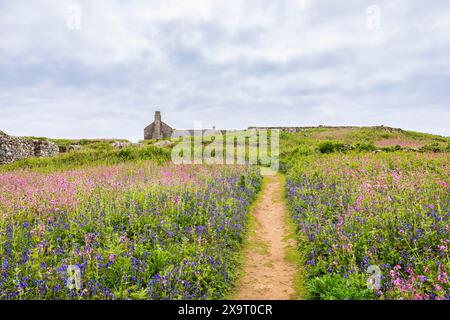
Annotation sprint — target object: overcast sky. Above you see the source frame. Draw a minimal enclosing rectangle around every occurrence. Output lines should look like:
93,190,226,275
0,0,449,141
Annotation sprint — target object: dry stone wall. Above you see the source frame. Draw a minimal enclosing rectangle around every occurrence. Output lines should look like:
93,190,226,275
0,131,59,164
247,125,405,133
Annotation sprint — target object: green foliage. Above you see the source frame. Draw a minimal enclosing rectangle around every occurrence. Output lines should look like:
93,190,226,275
139,139,158,145
317,141,345,154
380,145,402,152
306,274,374,300
419,143,448,153
353,143,376,152
316,141,375,154
139,138,176,146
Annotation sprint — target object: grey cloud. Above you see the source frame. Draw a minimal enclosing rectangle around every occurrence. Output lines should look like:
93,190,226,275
0,0,449,142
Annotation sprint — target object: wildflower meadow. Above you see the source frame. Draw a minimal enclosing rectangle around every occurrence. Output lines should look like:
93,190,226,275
0,162,262,299
286,152,449,300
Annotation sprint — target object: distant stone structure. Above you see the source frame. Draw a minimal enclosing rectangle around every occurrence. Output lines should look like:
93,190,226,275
0,130,59,164
246,126,356,133
247,125,406,133
143,112,409,140
144,111,174,140
111,141,133,149
172,129,228,138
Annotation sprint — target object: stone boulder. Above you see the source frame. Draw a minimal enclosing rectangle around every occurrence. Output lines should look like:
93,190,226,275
67,145,83,152
153,140,174,148
111,141,132,149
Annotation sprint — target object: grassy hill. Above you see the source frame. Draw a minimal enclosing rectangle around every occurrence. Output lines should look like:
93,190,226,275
2,126,448,173
280,126,449,172
281,127,450,300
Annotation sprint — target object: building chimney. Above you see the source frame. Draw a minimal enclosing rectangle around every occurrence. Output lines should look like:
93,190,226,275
154,111,162,139
155,111,161,122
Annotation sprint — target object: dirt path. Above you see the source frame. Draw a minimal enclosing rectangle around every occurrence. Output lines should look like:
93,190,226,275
234,171,302,300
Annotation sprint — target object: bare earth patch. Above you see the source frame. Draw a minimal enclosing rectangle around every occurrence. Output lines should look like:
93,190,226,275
234,172,299,300
311,128,354,140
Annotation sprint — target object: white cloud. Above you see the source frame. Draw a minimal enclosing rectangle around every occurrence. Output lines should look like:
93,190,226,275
0,0,449,141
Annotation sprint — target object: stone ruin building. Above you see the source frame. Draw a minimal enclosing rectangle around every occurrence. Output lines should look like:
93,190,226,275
144,111,226,139
143,112,408,141
144,111,174,140
0,130,59,164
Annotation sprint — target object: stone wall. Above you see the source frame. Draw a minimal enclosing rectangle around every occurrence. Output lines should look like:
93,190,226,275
247,125,404,133
0,131,59,164
33,140,60,158
247,126,358,133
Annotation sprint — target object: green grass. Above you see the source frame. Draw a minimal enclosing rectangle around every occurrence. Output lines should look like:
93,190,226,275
0,146,171,173
280,173,306,300
283,205,307,300
22,137,131,148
